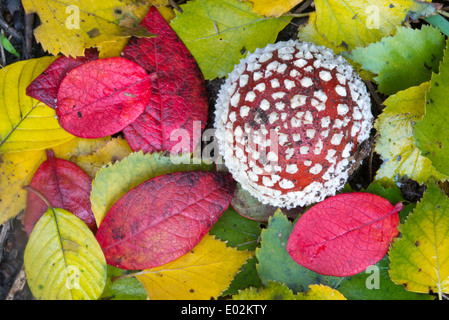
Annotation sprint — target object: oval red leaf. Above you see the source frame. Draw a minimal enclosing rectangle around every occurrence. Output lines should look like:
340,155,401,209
122,6,209,154
24,150,97,235
286,192,403,276
95,171,236,270
56,57,152,138
26,49,99,108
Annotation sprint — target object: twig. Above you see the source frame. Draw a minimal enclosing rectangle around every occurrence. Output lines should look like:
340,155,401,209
6,265,28,300
293,0,314,14
169,0,183,13
0,221,10,263
282,12,311,18
0,12,23,42
24,13,34,60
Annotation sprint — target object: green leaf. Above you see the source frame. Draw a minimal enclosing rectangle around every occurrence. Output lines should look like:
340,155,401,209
374,82,449,184
1,34,20,57
210,205,261,251
90,151,214,226
170,0,291,79
100,265,147,300
389,182,449,300
350,26,446,95
24,207,107,300
413,39,449,177
298,0,439,54
337,256,432,300
255,210,339,293
233,281,295,300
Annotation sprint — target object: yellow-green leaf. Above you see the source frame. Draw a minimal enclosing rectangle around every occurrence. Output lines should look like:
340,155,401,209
295,284,347,300
233,281,295,300
136,234,253,299
374,82,449,184
22,0,153,58
298,0,438,53
247,0,305,17
24,207,107,300
389,182,449,299
0,58,74,153
70,137,132,178
90,151,214,227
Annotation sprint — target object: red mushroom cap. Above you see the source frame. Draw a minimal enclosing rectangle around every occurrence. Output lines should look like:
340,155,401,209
214,40,373,208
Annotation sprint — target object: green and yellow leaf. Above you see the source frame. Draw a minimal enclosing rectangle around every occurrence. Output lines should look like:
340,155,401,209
170,0,291,79
374,82,449,184
298,0,438,54
22,0,153,58
414,39,449,177
389,182,449,299
24,207,107,300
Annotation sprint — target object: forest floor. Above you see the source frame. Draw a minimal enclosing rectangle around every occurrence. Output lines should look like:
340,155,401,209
0,0,427,300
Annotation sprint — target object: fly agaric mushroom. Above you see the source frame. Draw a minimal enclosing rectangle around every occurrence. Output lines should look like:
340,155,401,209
214,40,373,208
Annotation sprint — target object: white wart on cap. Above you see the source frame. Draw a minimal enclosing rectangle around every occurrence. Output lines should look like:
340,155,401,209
214,40,373,208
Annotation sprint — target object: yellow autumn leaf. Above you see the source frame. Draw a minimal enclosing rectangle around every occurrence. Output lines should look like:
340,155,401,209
0,136,113,226
70,137,132,178
21,0,153,58
247,0,305,17
0,57,74,153
298,0,437,53
136,234,253,300
295,284,347,300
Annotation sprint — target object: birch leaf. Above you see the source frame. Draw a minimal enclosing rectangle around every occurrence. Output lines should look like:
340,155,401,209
389,182,449,299
136,234,253,299
374,82,449,184
24,207,107,300
21,0,153,58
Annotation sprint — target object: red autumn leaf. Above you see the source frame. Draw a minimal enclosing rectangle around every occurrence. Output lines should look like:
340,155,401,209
26,49,99,108
95,171,236,270
121,6,209,154
24,149,97,235
56,57,153,138
286,192,403,277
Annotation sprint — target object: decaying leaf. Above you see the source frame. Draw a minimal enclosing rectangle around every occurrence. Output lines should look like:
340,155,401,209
95,171,236,270
136,234,253,299
21,0,153,57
